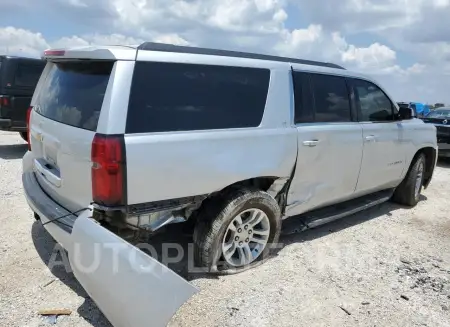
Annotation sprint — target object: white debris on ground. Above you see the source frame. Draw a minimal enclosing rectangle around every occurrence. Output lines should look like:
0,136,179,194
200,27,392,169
0,131,449,327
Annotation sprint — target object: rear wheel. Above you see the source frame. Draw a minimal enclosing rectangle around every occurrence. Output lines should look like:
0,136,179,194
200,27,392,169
19,132,28,142
193,187,281,274
392,153,425,206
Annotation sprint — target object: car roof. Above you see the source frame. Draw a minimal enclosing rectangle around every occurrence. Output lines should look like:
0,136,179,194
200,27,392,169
43,42,395,100
43,42,345,70
137,42,345,70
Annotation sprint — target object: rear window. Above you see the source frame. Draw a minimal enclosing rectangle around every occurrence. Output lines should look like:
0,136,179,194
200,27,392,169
126,62,270,133
35,61,114,131
15,63,44,87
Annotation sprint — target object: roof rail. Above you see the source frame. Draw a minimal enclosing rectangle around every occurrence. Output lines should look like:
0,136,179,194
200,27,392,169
137,42,345,70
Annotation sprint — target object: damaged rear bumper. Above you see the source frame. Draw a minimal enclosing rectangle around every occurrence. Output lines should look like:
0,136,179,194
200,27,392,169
22,159,198,327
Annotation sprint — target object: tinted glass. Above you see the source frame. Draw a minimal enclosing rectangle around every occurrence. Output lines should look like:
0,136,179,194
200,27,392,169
15,63,44,87
126,62,270,133
427,110,450,118
293,72,314,123
310,74,351,122
35,61,113,131
350,79,394,122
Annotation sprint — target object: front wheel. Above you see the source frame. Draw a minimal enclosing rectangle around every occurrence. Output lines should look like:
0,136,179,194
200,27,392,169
19,132,28,142
193,188,281,274
392,153,425,206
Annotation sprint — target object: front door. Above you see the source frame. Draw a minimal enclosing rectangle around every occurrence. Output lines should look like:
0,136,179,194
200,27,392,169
285,71,364,217
348,78,405,194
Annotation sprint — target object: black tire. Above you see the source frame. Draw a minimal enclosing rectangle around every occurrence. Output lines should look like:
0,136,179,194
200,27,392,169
193,187,281,274
19,132,28,142
392,153,426,207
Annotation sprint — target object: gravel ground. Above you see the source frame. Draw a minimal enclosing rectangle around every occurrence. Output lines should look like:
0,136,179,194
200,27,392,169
0,130,449,327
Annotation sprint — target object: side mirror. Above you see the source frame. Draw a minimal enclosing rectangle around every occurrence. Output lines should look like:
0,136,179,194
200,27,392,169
398,107,414,120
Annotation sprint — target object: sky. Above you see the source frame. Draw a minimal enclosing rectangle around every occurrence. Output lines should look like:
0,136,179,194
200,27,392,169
0,0,449,104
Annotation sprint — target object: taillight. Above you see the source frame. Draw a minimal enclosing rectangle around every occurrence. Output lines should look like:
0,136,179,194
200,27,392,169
91,134,126,206
0,96,10,107
26,107,32,151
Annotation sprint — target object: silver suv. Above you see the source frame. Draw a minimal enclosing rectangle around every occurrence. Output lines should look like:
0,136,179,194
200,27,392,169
22,43,438,327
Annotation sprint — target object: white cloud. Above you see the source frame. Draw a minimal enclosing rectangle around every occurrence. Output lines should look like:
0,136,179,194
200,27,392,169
152,33,190,46
0,27,190,57
103,0,287,34
341,42,396,70
0,0,449,104
0,27,49,57
275,26,400,73
279,25,323,49
51,33,146,49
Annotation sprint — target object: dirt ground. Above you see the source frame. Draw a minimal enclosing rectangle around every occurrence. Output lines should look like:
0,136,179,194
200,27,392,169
0,130,449,327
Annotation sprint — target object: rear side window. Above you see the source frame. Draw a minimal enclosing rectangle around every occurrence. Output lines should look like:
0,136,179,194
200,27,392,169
15,63,44,87
126,62,270,133
310,74,351,122
35,61,113,131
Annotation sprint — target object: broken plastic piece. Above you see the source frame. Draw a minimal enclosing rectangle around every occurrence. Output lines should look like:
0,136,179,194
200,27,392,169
43,315,57,325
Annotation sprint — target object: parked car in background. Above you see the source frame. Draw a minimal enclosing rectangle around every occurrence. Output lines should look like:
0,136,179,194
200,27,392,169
423,107,450,157
0,56,45,141
22,43,438,327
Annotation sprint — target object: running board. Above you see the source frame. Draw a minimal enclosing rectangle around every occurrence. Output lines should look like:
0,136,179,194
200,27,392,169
281,189,394,235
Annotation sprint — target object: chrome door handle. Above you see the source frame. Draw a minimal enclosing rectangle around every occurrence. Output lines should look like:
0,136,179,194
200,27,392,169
303,140,319,147
365,135,377,142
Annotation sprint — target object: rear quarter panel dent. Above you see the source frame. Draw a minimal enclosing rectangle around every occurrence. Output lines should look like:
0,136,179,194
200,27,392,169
125,128,298,204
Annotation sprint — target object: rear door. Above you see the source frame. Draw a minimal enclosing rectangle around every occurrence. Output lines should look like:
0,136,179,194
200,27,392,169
30,60,114,212
286,71,364,216
348,78,405,193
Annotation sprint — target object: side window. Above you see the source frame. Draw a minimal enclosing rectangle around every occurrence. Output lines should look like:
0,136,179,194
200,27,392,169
350,79,394,122
293,71,314,123
15,63,44,87
126,62,270,133
310,74,352,122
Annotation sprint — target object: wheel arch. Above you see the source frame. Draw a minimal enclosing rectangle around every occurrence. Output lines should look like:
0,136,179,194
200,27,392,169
189,176,290,223
218,176,282,193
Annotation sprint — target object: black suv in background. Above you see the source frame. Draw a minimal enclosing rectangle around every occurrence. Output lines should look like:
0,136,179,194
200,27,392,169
0,56,45,140
422,107,450,158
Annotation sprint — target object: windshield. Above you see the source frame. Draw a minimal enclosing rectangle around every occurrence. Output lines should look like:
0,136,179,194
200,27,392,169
426,109,450,118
